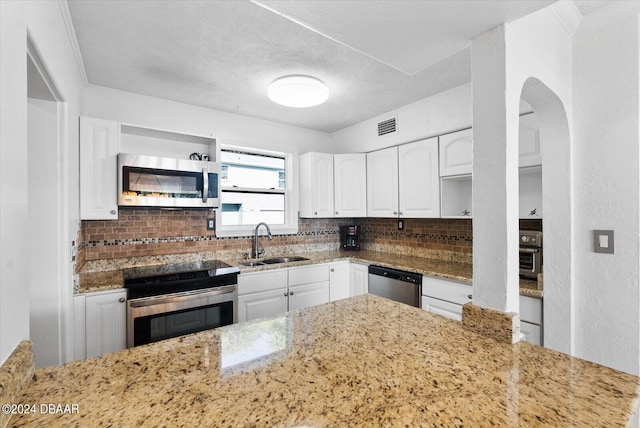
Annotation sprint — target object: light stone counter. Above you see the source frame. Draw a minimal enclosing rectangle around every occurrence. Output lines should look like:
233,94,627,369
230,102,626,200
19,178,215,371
9,295,639,427
77,250,542,298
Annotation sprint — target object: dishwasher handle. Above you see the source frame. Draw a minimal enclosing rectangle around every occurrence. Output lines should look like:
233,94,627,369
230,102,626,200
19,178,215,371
368,265,422,284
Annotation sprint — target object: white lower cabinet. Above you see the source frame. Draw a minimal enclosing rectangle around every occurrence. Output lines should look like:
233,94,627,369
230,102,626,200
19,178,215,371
421,276,473,321
520,295,543,346
238,288,288,322
329,261,350,301
422,296,464,321
289,282,330,311
237,265,330,322
520,321,542,346
350,262,369,296
83,289,127,358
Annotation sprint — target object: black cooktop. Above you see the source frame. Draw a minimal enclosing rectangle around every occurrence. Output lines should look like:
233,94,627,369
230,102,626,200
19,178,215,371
123,260,239,292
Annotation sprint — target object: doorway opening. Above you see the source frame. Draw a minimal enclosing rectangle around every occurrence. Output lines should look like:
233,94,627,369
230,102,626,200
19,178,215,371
27,38,69,367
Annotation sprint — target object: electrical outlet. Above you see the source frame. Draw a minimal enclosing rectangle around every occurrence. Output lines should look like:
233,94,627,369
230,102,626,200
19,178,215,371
207,218,215,231
593,230,614,254
398,219,404,230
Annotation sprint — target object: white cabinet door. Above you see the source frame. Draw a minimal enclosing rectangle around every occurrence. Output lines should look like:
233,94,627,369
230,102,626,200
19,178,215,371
519,113,542,167
289,282,330,312
238,269,288,295
73,294,86,361
421,296,463,321
80,116,119,220
422,276,473,305
238,288,288,322
329,261,350,301
367,146,398,217
85,289,127,358
520,321,542,346
299,152,334,218
334,153,367,217
398,138,440,218
350,263,369,296
439,128,473,176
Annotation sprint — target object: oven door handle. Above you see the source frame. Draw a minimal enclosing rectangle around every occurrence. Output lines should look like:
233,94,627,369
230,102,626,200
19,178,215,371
519,247,540,254
128,285,236,308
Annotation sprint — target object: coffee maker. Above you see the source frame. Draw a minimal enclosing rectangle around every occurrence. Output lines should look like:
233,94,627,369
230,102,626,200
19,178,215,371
340,225,361,251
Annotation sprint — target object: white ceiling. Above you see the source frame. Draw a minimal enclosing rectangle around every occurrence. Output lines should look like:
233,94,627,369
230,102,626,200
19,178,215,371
68,0,560,133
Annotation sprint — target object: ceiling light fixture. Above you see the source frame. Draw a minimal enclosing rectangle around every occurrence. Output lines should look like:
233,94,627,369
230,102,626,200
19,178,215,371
268,75,329,108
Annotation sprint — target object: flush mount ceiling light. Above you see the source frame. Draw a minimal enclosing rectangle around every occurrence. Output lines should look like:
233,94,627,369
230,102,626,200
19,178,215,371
267,75,329,108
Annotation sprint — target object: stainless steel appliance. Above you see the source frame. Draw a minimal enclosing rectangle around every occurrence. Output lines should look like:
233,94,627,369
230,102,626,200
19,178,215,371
118,153,220,209
368,265,422,307
340,225,361,251
519,230,543,279
124,260,239,347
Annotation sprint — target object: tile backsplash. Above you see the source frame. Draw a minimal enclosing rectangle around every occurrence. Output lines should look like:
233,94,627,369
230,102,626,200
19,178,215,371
79,210,480,264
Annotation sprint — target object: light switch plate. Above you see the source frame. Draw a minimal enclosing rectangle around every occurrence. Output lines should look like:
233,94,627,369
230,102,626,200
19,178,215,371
593,230,614,254
207,218,216,231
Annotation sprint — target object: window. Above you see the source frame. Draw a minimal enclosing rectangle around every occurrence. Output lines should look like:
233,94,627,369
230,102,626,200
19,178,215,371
215,147,297,237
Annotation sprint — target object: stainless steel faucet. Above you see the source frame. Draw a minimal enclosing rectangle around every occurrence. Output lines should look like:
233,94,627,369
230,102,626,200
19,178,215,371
253,222,273,258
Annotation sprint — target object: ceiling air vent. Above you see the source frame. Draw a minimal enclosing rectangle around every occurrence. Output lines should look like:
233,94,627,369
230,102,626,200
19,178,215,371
377,117,397,137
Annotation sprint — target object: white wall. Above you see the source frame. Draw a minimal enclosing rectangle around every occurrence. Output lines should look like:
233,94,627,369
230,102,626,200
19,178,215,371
83,85,333,156
0,0,84,366
331,83,472,153
0,0,30,365
471,6,574,352
573,15,640,375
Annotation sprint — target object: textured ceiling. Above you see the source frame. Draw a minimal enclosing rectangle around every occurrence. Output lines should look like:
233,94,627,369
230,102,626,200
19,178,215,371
68,0,557,133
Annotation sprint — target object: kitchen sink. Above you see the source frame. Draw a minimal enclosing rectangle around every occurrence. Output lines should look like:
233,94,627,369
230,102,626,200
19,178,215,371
262,256,309,264
240,261,266,267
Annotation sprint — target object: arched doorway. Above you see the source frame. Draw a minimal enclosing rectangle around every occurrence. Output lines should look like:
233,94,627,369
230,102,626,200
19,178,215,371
519,77,573,355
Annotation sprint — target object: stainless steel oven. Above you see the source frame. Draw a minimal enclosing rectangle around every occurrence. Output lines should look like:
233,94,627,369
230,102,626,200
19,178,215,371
124,261,239,348
519,230,542,279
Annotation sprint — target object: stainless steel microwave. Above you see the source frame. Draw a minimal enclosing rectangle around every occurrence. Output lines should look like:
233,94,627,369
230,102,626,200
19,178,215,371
118,153,220,209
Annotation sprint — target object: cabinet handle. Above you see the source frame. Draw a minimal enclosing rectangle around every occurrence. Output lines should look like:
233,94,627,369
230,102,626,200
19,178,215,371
284,292,289,297
314,211,318,215
289,291,294,295
330,268,334,272
467,294,473,300
335,211,339,215
393,211,398,215
119,297,126,303
110,210,117,215
399,212,403,216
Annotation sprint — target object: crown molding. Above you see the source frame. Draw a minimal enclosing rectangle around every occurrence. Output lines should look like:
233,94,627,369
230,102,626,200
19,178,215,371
576,0,640,37
549,1,583,38
57,0,88,86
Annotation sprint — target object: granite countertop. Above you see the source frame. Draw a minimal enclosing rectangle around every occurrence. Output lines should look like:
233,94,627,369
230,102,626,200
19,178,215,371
9,295,639,427
77,250,543,298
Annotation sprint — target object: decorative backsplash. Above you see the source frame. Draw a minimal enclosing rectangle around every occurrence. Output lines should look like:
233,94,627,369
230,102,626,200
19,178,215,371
78,210,483,264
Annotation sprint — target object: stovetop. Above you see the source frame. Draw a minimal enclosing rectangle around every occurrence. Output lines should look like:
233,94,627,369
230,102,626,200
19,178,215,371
123,260,240,287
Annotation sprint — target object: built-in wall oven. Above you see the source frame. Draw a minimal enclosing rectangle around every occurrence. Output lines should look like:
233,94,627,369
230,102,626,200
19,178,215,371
519,230,543,279
124,260,239,348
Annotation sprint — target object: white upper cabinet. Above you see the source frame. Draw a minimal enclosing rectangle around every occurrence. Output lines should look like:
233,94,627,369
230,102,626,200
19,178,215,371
439,128,473,177
398,138,440,218
334,153,367,217
80,116,119,220
366,146,399,217
299,152,335,218
519,113,542,167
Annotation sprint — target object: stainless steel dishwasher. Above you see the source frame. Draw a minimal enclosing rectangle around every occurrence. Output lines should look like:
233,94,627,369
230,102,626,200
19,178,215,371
368,265,422,308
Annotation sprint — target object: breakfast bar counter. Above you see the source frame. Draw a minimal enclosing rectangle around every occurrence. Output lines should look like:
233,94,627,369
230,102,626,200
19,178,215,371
9,295,639,427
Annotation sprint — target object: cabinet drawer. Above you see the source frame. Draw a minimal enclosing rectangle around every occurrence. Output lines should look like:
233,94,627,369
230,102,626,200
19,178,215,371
520,295,542,325
521,321,542,346
422,276,473,305
422,296,463,321
238,269,288,295
288,264,329,286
